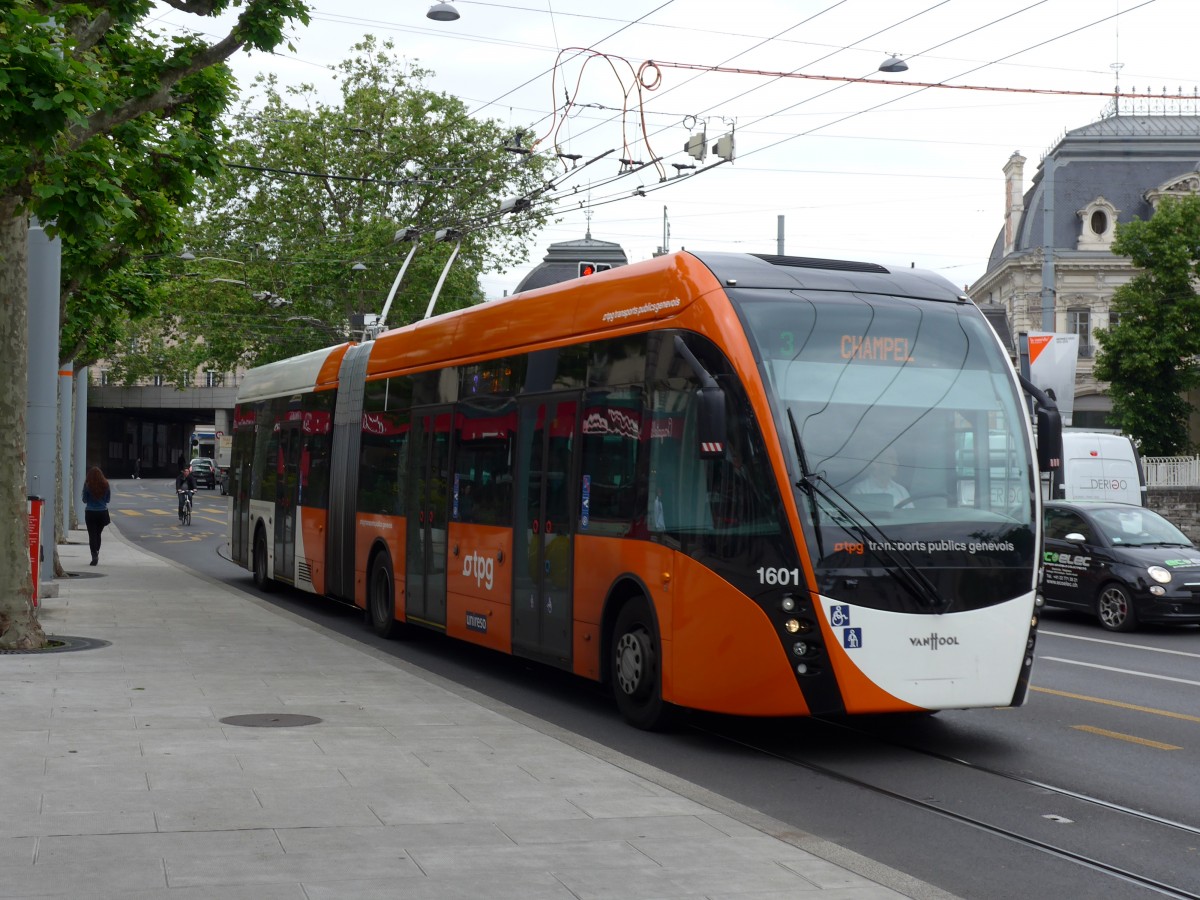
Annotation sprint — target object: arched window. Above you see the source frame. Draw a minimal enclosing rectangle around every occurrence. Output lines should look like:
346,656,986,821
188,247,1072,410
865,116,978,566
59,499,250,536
1077,198,1118,250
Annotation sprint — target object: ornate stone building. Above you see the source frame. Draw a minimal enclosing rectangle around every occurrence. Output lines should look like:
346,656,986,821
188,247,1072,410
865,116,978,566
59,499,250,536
969,107,1200,429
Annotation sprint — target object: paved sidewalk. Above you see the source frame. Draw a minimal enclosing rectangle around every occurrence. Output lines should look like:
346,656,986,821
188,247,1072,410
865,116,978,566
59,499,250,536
1,526,958,900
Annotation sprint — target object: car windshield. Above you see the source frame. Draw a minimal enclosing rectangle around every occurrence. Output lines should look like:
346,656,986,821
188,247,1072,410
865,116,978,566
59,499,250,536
1090,507,1192,547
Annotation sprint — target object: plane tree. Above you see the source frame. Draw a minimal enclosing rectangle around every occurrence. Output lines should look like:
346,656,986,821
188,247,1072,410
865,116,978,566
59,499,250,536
1095,194,1200,456
150,37,553,371
0,0,311,649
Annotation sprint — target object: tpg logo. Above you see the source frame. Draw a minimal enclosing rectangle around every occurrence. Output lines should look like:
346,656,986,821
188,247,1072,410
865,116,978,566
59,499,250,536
834,542,864,555
462,549,494,590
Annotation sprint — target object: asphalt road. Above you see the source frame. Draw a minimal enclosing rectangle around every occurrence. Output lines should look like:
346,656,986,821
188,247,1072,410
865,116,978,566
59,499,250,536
97,478,1200,900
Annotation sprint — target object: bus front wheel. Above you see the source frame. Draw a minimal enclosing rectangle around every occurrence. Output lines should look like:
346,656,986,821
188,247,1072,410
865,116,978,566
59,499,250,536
252,530,275,593
367,551,403,639
612,598,670,730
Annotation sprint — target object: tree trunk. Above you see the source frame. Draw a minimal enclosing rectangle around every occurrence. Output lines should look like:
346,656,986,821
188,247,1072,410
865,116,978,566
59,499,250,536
0,198,47,650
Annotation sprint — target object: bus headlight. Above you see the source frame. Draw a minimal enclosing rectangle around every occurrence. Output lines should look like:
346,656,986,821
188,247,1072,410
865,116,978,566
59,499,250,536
1148,566,1172,584
784,618,801,633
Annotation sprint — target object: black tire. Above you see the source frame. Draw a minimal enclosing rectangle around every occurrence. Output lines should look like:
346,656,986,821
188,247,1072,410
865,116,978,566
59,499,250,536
252,529,275,593
1097,582,1137,632
611,598,670,730
367,551,403,639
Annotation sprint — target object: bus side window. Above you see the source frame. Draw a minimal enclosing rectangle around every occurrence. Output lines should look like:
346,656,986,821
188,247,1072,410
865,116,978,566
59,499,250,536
255,404,281,503
581,389,641,536
454,399,515,526
648,387,712,535
357,376,409,516
649,333,783,542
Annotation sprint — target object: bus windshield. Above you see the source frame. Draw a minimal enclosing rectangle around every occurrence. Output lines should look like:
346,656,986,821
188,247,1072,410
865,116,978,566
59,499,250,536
736,290,1036,612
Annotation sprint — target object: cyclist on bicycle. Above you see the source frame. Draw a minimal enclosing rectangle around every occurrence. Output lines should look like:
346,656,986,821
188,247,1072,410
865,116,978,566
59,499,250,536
176,463,197,522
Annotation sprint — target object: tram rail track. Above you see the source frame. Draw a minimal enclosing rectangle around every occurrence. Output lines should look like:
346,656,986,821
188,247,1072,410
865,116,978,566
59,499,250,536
691,715,1200,900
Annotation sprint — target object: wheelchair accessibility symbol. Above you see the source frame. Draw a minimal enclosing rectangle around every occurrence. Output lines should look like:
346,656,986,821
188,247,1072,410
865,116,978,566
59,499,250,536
829,605,851,628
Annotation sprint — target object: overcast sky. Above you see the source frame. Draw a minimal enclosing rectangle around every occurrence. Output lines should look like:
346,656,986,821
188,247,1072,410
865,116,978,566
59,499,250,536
152,0,1200,298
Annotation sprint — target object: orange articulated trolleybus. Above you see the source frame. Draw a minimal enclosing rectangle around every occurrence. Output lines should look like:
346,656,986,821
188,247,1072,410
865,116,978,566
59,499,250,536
229,251,1051,729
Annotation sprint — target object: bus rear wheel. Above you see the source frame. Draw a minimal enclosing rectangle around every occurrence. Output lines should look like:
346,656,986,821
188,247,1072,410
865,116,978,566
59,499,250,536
252,530,274,593
367,551,403,639
612,598,670,730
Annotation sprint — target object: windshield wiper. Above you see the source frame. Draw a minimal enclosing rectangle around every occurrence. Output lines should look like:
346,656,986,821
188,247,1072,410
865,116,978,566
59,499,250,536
788,408,825,559
786,409,951,613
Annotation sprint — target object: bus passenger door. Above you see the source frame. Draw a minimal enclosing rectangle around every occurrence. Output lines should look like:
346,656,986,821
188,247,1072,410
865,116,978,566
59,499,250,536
512,395,578,664
406,407,451,627
275,423,302,580
230,427,253,567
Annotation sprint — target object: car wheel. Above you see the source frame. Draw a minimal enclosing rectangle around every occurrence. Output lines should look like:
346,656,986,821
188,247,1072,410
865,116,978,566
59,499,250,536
1096,582,1137,632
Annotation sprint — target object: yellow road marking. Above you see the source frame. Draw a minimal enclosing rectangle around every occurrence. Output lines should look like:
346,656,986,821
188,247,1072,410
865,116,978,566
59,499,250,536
1071,725,1180,750
1032,685,1200,725
119,508,217,518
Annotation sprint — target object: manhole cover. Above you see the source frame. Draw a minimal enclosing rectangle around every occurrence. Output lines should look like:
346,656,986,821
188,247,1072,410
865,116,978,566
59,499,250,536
0,635,111,655
220,714,323,727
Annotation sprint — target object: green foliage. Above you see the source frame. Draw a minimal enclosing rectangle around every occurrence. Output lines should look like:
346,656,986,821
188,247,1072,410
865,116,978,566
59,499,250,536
1,0,312,368
1094,194,1200,455
0,0,313,641
148,37,555,370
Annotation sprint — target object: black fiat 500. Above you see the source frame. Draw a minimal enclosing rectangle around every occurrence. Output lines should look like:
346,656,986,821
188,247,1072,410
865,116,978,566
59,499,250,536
1042,501,1200,632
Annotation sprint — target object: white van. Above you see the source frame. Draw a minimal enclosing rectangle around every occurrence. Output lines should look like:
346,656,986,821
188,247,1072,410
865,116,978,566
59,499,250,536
1046,431,1146,506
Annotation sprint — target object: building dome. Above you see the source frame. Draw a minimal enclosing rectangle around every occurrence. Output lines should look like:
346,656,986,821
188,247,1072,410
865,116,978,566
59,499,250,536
514,231,628,293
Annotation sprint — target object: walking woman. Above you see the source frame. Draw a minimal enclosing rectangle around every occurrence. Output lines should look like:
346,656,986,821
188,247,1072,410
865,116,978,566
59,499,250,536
82,466,111,566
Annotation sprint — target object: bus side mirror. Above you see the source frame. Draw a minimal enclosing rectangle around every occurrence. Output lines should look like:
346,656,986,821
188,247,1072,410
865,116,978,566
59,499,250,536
1017,372,1063,472
696,385,726,460
1036,405,1063,471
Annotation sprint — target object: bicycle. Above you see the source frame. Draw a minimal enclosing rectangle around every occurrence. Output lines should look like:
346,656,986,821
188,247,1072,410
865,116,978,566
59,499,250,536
178,489,194,526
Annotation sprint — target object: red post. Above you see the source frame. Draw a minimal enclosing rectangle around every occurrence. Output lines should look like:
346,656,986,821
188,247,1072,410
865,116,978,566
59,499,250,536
27,496,43,608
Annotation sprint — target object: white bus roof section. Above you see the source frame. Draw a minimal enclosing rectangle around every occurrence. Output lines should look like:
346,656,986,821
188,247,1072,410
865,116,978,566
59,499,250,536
235,344,350,404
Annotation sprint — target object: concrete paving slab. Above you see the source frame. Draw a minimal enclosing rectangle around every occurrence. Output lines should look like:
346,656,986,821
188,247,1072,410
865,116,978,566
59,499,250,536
0,857,166,898
0,528,953,900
